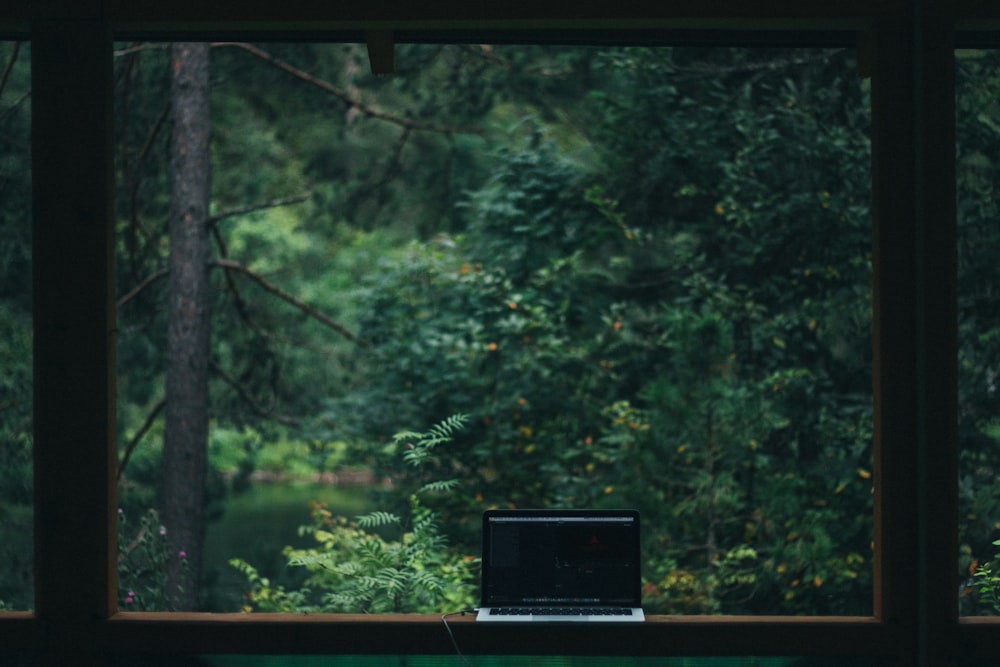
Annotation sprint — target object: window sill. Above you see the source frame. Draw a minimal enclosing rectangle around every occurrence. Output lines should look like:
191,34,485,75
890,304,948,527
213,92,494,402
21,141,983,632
99,612,887,656
0,612,38,651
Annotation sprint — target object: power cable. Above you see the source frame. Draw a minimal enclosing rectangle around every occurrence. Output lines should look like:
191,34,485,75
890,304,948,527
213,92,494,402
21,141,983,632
441,608,479,667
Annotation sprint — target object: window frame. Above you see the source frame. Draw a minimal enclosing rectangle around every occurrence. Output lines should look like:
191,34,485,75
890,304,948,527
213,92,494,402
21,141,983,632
1,0,989,662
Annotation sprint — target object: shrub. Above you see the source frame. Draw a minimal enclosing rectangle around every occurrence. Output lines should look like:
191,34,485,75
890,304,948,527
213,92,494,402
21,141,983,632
232,415,477,613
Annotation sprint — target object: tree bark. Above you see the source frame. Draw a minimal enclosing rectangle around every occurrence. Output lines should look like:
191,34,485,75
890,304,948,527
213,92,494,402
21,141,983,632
163,42,211,611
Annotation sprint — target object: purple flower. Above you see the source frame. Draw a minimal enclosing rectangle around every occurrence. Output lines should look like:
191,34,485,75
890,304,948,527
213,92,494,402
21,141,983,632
178,550,187,559
124,596,134,605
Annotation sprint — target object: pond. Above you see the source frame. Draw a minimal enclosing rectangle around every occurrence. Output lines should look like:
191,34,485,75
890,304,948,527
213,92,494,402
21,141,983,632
202,482,373,612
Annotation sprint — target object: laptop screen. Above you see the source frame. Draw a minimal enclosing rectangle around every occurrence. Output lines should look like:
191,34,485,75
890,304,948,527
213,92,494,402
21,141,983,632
480,509,641,608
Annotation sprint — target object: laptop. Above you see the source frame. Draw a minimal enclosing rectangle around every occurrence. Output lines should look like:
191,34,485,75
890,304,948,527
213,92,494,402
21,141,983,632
476,508,645,622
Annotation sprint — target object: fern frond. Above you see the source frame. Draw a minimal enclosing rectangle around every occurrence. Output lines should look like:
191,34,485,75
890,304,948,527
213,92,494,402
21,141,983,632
288,552,336,571
411,569,444,592
355,536,401,570
418,479,460,494
390,429,422,444
430,413,469,439
402,446,430,466
395,414,469,467
356,511,401,529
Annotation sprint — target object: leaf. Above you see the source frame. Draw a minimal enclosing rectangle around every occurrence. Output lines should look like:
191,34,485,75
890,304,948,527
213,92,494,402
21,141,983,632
356,511,401,529
418,479,460,494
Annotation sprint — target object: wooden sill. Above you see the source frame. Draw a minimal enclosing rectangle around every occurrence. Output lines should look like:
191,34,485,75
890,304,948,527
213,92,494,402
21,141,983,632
958,617,1000,657
0,612,41,652
101,613,888,656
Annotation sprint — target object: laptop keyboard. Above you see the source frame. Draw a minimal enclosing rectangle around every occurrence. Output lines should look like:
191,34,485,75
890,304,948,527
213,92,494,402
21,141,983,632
489,607,634,617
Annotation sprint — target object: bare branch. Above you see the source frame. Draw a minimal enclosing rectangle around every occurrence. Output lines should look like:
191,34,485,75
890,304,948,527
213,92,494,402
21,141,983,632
117,398,165,482
0,44,30,126
213,42,482,136
210,361,300,426
212,258,369,347
117,268,168,308
343,126,412,215
0,94,29,129
118,191,311,309
208,193,311,227
210,224,267,339
119,47,171,281
0,42,20,102
129,101,171,212
114,43,170,58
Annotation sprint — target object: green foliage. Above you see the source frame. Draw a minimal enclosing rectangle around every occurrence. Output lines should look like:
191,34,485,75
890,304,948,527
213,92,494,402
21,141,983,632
232,416,477,613
0,41,33,611
974,540,1000,615
395,413,469,468
0,501,31,611
117,508,178,611
956,51,1000,613
0,304,32,508
333,47,875,613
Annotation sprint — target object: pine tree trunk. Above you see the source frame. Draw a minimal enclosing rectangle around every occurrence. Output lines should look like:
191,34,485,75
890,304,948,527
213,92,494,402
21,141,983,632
163,42,211,611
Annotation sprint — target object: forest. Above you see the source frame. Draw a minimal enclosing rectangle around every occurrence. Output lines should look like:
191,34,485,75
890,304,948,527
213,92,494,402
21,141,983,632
2,40,1000,617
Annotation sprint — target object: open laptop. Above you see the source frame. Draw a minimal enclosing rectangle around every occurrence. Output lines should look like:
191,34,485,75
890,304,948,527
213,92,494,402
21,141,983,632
476,508,645,622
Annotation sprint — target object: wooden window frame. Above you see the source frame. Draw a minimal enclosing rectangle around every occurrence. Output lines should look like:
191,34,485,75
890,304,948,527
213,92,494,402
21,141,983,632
1,0,996,663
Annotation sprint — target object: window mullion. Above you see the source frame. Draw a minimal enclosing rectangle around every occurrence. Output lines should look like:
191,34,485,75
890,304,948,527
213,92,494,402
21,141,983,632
869,8,958,664
32,17,117,667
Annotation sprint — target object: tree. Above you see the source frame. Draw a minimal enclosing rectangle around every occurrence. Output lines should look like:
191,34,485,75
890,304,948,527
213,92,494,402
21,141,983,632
162,42,212,610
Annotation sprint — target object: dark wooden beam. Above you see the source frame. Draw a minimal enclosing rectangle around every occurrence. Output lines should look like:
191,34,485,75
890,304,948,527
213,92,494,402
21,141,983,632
870,15,922,664
0,613,41,652
31,18,116,667
365,29,395,75
960,618,1000,656
918,2,959,665
869,2,958,663
103,0,898,26
103,613,890,657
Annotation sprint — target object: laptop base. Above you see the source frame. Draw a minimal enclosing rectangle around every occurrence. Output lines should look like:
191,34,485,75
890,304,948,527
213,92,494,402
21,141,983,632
476,607,645,622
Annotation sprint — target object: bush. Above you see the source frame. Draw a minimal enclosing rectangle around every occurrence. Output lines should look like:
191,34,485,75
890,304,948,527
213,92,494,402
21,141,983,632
232,415,478,613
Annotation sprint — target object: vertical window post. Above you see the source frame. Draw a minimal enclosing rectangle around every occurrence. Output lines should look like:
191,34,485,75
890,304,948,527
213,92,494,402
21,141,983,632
870,5,957,663
32,18,116,667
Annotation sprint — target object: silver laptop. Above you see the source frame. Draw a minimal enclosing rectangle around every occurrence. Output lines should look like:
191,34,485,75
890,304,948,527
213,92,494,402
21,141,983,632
476,508,645,622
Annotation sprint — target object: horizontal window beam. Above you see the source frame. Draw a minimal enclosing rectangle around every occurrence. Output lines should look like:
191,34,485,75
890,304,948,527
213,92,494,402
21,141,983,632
959,619,1000,657
101,614,890,657
0,1,995,41
14,0,1000,35
0,614,41,652
0,613,995,657
93,0,908,25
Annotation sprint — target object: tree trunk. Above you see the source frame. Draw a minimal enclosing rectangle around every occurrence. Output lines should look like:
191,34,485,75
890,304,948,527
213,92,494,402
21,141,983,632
163,42,212,611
